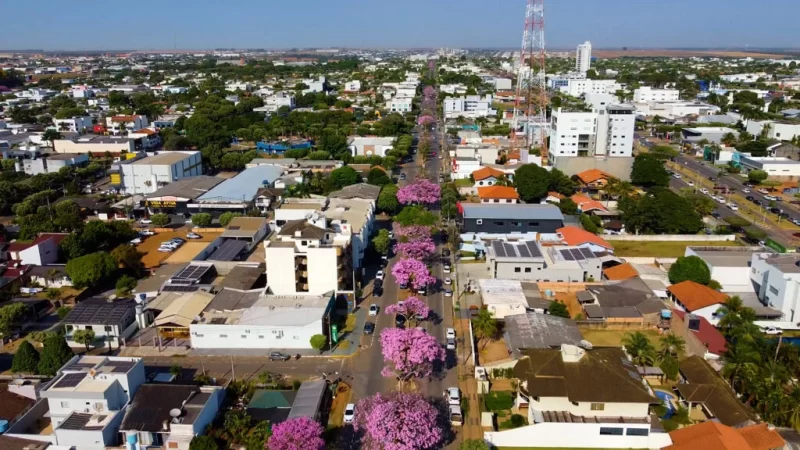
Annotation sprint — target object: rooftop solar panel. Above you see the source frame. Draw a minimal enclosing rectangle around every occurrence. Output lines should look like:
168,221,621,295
174,264,212,281
162,285,200,293
570,249,585,261
560,249,574,261
518,244,531,258
493,241,506,257
502,243,515,258
208,240,248,262
580,247,595,259
55,372,87,388
525,241,543,258
106,360,136,373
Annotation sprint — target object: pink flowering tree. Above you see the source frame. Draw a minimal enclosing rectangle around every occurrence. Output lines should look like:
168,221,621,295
385,296,430,327
391,258,436,289
417,115,436,126
266,416,324,450
394,237,435,260
396,179,441,205
394,225,432,242
379,327,445,385
354,392,444,450
423,86,436,98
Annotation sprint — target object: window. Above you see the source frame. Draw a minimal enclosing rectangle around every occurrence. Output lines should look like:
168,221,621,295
599,427,624,436
626,428,649,436
514,267,521,273
301,240,308,246
494,221,504,226
241,335,247,339
528,222,539,227
524,267,532,273
512,221,521,227
220,334,228,338
476,219,483,225
590,403,605,411
104,325,112,332
769,286,779,295
60,401,69,408
493,199,499,203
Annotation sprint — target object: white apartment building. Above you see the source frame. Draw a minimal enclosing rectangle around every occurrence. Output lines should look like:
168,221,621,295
344,80,361,92
720,73,766,83
22,153,89,176
113,151,203,195
105,115,149,135
53,116,93,133
260,92,296,113
16,88,56,101
441,83,468,95
750,253,800,322
265,216,354,296
549,105,635,161
552,78,620,97
302,76,327,94
576,41,592,74
6,356,146,449
348,136,395,157
633,86,680,103
444,95,496,120
495,77,513,91
386,96,413,113
225,81,252,92
746,120,800,142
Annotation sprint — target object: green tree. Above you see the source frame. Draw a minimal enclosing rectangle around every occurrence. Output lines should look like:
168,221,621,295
394,205,437,227
459,439,490,450
115,275,138,296
377,184,399,214
110,244,144,275
150,213,170,227
244,420,272,450
556,198,578,215
668,255,711,285
514,164,550,202
748,169,769,184
57,306,72,320
472,309,498,349
65,252,117,288
658,334,686,361
548,301,570,318
631,154,670,187
12,340,40,374
330,166,361,190
170,364,182,376
0,303,28,337
219,212,243,227
42,129,63,153
189,435,219,450
547,168,577,196
622,332,657,366
38,336,75,376
366,168,391,186
579,214,600,234
191,212,212,227
310,334,327,351
72,329,96,352
372,229,391,255
618,188,703,234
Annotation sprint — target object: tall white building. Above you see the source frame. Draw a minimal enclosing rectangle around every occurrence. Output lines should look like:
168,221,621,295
551,78,620,97
576,41,592,74
444,95,496,120
633,86,680,103
549,105,635,162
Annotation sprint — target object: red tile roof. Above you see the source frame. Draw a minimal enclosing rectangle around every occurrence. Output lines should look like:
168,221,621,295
471,167,505,181
32,233,69,246
477,186,519,200
571,194,608,213
556,226,613,251
603,263,638,281
546,192,566,200
668,280,728,312
666,421,784,450
576,169,617,184
673,309,727,355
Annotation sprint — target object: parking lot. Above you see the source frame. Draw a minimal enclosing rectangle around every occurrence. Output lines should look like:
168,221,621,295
136,229,221,269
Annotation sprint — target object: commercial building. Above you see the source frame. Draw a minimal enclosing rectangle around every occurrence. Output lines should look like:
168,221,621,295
485,240,603,283
254,92,296,114
549,105,635,162
551,78,620,97
220,216,270,251
141,175,224,216
63,298,139,350
750,252,800,322
458,203,565,235
21,153,89,175
737,154,800,177
495,77,513,91
348,136,395,157
444,95,496,120
190,165,284,213
53,135,136,155
112,151,202,195
680,127,738,145
485,345,669,449
576,41,592,74
635,100,720,120
633,87,680,103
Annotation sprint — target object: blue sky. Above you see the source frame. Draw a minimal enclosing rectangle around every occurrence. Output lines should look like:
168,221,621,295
4,0,799,51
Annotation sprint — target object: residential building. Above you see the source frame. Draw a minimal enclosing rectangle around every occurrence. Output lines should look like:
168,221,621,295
495,77,513,91
21,153,89,175
556,226,614,253
440,84,468,95
668,281,728,325
254,187,285,212
105,115,149,135
746,120,800,142
190,291,335,350
28,265,71,288
7,233,68,266
63,299,138,350
444,95,496,120
720,73,766,83
574,169,617,191
16,88,56,101
485,345,669,449
301,76,326,94
471,167,507,187
675,356,757,426
485,240,603,283
750,252,800,322
672,309,727,359
665,421,783,450
344,80,361,92
52,116,93,133
247,380,328,424
633,87,680,103
119,384,224,450
109,84,147,93
458,203,565,235
549,105,635,162
348,136,395,157
576,41,592,74
265,217,354,295
255,92,296,113
680,127,739,145
635,100,720,120
112,151,203,195
684,246,762,293
326,188,379,270
226,81,252,92
503,312,584,359
578,278,666,324
220,217,270,251
477,186,519,204
386,97,413,113
6,356,146,449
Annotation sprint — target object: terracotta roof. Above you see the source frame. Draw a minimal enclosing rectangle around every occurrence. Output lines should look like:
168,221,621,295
576,169,617,184
477,186,519,200
6,242,33,252
0,385,34,421
556,226,613,251
471,167,505,181
546,191,566,200
32,233,69,246
666,421,784,450
603,263,638,281
134,128,157,136
673,309,727,355
571,194,608,212
668,280,728,312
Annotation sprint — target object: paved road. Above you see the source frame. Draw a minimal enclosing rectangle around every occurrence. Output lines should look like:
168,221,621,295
143,355,347,382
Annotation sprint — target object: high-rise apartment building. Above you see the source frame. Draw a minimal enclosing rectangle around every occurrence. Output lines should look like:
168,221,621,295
576,41,592,74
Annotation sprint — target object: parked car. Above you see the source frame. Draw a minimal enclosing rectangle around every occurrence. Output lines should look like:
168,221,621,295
417,286,427,296
443,264,451,273
187,232,201,239
343,404,355,424
699,188,709,194
446,328,456,340
754,200,763,206
672,173,682,179
140,229,155,236
770,207,782,214
687,181,694,187
157,246,173,253
444,387,461,406
395,315,406,328
728,203,739,211
369,304,379,316
746,196,755,202
444,288,453,297
400,173,406,180
364,321,375,335
446,337,456,350
399,282,408,290
763,326,783,335
130,237,142,244
375,270,385,281
444,277,452,285
140,219,153,224
742,188,751,193
269,352,291,361
449,405,463,426
759,188,771,194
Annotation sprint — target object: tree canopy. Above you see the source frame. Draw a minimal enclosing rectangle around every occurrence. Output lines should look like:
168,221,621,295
514,164,551,202
668,255,711,285
65,252,118,288
38,336,75,376
619,188,703,234
631,154,670,187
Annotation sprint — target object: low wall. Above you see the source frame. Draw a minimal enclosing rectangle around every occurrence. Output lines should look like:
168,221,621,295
577,321,654,330
621,257,678,265
605,234,736,242
193,227,226,233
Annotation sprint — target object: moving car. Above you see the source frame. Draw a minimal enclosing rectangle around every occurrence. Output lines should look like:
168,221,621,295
388,231,394,240
742,188,751,193
344,404,355,424
699,188,709,194
375,270,385,281
187,232,201,239
369,304,379,316
728,203,738,211
672,173,681,179
364,321,375,335
445,387,461,406
763,326,783,335
687,181,694,187
269,352,291,361
446,328,456,340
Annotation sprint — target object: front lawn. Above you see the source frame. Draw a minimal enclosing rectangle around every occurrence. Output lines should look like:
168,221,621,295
579,329,661,348
611,240,741,257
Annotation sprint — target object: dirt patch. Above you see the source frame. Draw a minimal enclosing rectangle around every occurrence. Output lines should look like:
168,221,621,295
579,328,662,348
594,49,787,59
136,229,221,269
327,382,352,429
479,338,512,365
165,242,211,264
554,292,582,318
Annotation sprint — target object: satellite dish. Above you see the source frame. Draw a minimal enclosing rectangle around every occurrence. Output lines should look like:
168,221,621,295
169,408,182,418
579,340,593,350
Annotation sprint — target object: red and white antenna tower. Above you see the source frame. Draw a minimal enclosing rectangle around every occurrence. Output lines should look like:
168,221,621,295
512,0,548,163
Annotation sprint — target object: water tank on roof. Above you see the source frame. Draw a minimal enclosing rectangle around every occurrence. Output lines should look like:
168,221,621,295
545,290,553,298
661,309,672,319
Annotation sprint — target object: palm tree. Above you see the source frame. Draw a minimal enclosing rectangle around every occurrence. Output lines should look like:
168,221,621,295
46,268,60,288
472,309,497,349
658,334,685,361
784,387,800,431
722,343,761,390
622,332,657,366
721,132,738,147
284,183,311,199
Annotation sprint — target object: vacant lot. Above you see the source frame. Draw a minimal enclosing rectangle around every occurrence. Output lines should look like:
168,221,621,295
579,329,662,348
611,240,740,258
137,229,221,268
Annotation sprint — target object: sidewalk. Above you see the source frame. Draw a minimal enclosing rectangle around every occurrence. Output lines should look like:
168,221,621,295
455,316,484,441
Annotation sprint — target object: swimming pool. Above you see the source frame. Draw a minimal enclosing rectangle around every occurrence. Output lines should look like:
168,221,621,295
654,390,676,419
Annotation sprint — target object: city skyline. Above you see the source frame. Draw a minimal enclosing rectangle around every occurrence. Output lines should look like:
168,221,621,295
4,0,800,51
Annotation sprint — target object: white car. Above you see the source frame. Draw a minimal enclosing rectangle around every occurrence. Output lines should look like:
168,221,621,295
444,277,452,285
375,270,385,281
443,264,451,273
728,203,739,211
672,173,682,179
140,229,155,236
343,403,355,424
157,247,174,253
687,181,694,187
388,231,394,240
446,338,456,350
758,188,770,194
699,188,709,194
368,304,379,316
187,232,201,239
140,219,153,224
764,195,777,201
717,197,726,204
446,328,456,340
129,237,142,244
444,288,453,297
763,326,783,335
742,188,751,193
445,387,461,406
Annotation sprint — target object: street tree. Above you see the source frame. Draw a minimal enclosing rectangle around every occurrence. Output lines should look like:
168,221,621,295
385,297,431,327
377,184,400,214
393,206,437,227
150,213,170,227
372,229,391,255
631,154,670,187
191,213,212,227
355,392,444,450
219,212,242,227
397,179,441,205
394,237,436,261
668,255,711,285
267,416,324,450
379,327,445,386
748,169,769,184
309,334,327,351
391,258,436,289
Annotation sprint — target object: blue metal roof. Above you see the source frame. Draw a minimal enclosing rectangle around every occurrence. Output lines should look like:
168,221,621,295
196,165,283,203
